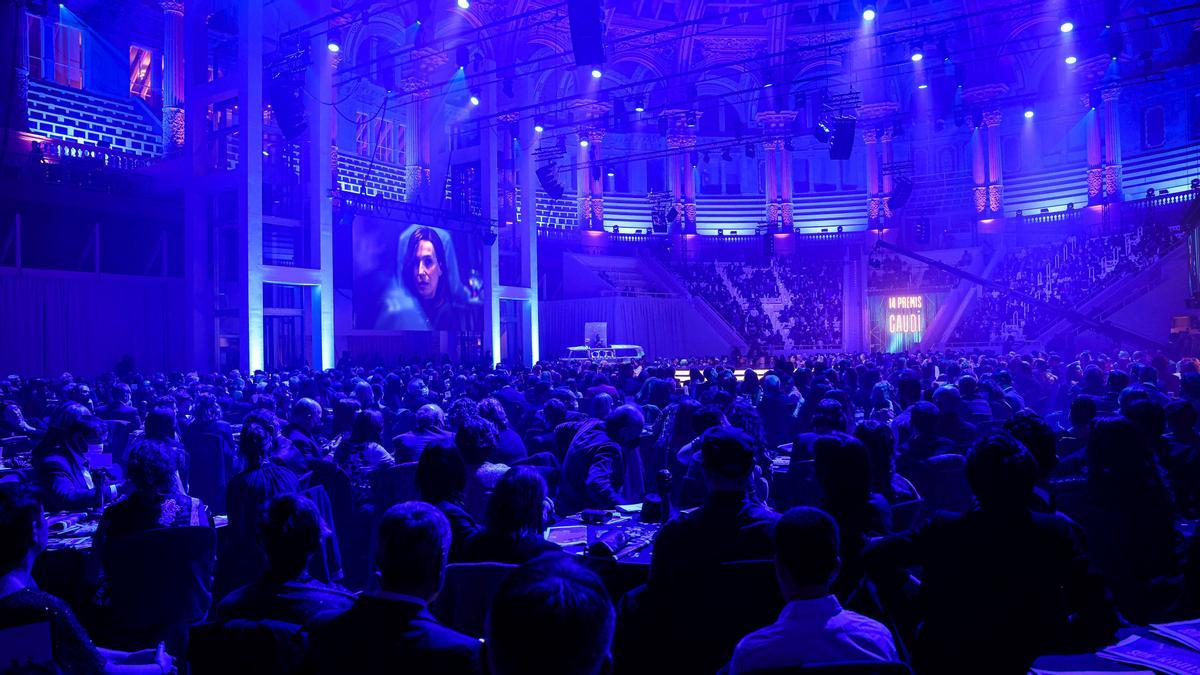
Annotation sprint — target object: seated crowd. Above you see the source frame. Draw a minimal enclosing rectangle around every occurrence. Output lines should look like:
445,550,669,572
2,347,1200,673
951,223,1185,344
674,258,843,355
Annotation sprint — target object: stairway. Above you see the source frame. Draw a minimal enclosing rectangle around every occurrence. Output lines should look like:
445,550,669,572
27,80,163,157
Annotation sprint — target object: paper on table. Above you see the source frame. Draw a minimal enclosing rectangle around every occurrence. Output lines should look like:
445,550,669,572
615,503,643,513
546,525,588,548
1152,619,1200,653
1031,670,1153,675
1098,635,1200,675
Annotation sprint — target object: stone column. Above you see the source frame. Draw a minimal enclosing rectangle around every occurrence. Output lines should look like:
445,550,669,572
585,128,605,230
763,139,779,227
1084,97,1103,205
666,137,683,234
982,110,1003,214
1101,87,1122,202
862,128,881,221
755,111,796,229
971,123,986,215
12,0,30,131
402,78,432,200
779,141,794,228
881,126,895,218
161,0,186,154
681,137,697,234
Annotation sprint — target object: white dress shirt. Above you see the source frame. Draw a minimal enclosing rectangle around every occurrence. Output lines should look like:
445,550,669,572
729,595,899,674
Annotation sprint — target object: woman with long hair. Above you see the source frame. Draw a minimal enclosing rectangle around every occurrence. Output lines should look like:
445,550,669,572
462,466,560,564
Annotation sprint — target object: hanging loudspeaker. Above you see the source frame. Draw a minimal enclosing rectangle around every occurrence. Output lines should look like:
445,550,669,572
567,0,606,67
536,164,565,200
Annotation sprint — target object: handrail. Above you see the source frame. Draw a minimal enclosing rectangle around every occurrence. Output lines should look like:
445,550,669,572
37,138,157,170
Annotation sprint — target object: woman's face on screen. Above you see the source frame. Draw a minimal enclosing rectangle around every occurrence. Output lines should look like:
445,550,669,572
413,238,443,300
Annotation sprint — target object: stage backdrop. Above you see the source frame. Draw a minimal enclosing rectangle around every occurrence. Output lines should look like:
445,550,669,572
539,297,740,359
867,293,943,352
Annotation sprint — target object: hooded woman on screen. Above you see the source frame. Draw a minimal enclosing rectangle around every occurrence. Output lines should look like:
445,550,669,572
374,225,479,331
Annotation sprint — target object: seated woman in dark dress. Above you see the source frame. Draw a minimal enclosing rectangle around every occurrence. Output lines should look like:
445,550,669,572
216,493,354,625
0,484,176,674
462,466,561,564
416,441,480,562
95,439,211,556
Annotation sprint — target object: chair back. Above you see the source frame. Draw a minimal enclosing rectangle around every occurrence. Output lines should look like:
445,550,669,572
369,461,420,511
102,526,216,651
432,562,517,637
189,620,307,675
661,559,783,673
1047,477,1089,525
187,433,229,513
300,485,343,583
889,499,923,532
743,662,913,675
908,454,973,514
0,622,53,673
105,420,134,466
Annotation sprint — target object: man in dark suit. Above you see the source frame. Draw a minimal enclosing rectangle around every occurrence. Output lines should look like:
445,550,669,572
651,427,780,588
392,404,452,463
282,398,323,460
99,383,141,429
487,555,615,675
305,501,481,674
865,434,1117,674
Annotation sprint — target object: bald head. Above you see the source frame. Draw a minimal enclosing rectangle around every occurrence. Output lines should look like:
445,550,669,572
605,405,645,445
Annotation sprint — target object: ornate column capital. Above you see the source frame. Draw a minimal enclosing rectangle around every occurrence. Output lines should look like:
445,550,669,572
160,0,184,14
880,126,894,143
667,134,696,150
400,76,431,98
762,139,784,150
582,128,606,143
412,46,448,75
961,83,1009,106
861,128,878,144
1101,87,1121,103
981,110,1002,127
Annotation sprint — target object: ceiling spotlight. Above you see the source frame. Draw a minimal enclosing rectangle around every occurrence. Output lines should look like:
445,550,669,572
1065,55,1077,64
910,45,924,62
763,82,773,88
1023,107,1034,119
606,169,615,177
862,4,876,21
533,124,544,133
1060,21,1074,33
327,41,340,53
579,139,589,147
456,0,469,8
917,83,928,90
745,143,755,158
686,112,697,128
590,68,603,79
469,95,480,106
633,101,645,113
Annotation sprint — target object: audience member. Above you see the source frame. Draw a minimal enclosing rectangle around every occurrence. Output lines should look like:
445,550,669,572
217,494,354,624
486,554,615,675
305,502,482,674
730,507,899,673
